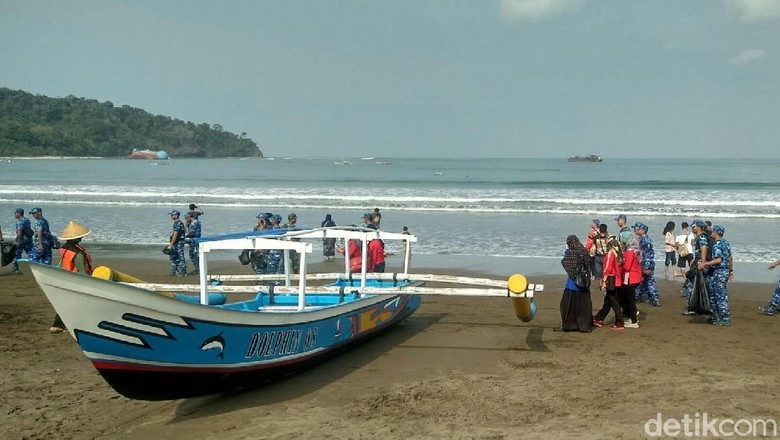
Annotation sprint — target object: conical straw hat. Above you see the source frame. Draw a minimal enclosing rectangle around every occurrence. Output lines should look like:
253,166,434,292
59,221,91,241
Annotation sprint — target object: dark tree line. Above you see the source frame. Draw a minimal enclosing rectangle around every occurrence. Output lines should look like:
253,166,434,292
0,87,263,158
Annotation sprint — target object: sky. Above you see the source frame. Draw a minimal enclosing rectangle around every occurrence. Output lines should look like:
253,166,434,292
1,0,779,159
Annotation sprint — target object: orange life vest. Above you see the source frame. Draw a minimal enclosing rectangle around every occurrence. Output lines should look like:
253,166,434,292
59,243,93,275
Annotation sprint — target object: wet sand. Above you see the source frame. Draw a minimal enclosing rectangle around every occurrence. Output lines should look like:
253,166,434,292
1,255,779,439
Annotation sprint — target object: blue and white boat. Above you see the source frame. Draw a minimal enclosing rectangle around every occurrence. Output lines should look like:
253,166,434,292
26,227,542,401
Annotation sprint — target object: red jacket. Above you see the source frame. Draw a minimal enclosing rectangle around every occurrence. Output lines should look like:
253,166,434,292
367,239,385,272
602,250,623,288
622,249,643,286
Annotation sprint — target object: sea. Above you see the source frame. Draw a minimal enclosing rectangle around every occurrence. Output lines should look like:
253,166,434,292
1,157,780,283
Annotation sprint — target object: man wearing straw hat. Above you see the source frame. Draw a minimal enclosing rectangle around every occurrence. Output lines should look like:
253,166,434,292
50,221,93,333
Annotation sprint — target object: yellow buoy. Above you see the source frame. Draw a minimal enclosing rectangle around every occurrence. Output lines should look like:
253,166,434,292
508,274,536,322
92,266,144,283
92,266,174,298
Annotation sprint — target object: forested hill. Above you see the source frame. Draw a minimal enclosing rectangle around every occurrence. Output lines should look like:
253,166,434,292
0,87,263,158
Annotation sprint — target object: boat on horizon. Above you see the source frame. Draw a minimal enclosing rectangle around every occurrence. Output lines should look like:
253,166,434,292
127,149,169,160
24,227,542,401
567,154,603,162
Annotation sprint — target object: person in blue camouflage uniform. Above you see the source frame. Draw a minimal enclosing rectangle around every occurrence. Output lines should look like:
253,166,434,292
283,213,301,273
184,211,202,275
701,225,731,326
28,207,53,265
683,220,710,303
12,208,33,272
759,256,780,316
165,210,187,276
265,214,283,274
632,222,660,307
250,213,269,274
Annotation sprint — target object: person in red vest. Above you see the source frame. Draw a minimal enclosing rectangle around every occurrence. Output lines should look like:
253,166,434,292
50,221,93,334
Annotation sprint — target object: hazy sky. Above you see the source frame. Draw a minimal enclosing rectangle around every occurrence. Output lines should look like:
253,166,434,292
2,0,779,158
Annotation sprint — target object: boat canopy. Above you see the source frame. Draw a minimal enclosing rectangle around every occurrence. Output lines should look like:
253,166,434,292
193,227,417,307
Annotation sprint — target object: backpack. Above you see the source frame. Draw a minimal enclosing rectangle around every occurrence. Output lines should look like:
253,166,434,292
573,260,591,290
676,235,690,257
22,226,34,239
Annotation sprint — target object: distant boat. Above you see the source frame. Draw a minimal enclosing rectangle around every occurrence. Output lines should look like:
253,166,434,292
375,161,393,165
333,160,353,165
127,149,169,160
360,156,375,160
567,154,603,163
434,172,444,176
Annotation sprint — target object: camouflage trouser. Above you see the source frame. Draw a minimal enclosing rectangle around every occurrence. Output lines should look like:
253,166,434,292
683,277,692,300
769,278,780,310
266,250,282,274
13,242,32,270
635,270,659,306
251,250,268,275
169,242,186,275
707,270,730,323
28,246,52,265
188,243,199,273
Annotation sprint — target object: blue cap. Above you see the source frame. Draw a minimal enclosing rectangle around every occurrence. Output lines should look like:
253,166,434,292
29,207,42,214
691,219,706,228
14,208,24,215
256,212,266,219
593,219,600,226
363,212,372,219
272,214,282,223
632,222,648,232
185,211,196,218
712,225,725,235
615,214,626,221
168,210,180,216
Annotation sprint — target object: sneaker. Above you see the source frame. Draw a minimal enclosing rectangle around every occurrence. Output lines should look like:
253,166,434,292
49,326,65,334
609,324,625,331
682,309,697,315
713,320,732,327
175,272,187,278
758,305,775,316
593,320,604,328
624,322,639,329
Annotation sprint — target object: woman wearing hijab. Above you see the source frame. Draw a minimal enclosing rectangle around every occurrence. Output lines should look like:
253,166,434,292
559,234,594,332
321,214,337,260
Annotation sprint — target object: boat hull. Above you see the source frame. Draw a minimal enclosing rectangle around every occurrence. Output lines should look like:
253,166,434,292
26,263,421,400
92,306,416,400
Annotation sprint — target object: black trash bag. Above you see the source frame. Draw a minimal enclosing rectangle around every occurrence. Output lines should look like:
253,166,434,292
238,249,251,265
687,269,711,315
1,242,18,267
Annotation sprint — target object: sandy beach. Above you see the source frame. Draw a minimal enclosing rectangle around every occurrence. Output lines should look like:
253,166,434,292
2,254,780,440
